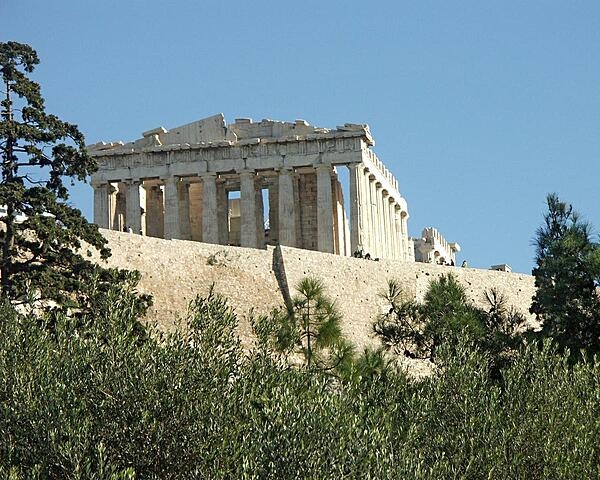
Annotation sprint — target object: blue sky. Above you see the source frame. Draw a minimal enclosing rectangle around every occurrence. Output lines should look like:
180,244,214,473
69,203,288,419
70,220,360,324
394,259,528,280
4,1,599,273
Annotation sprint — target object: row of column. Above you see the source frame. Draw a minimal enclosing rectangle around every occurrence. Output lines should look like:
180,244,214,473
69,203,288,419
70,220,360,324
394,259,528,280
93,163,408,259
349,163,409,260
92,166,341,253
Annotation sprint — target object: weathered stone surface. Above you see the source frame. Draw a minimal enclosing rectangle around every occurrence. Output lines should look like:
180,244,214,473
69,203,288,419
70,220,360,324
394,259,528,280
97,230,537,353
414,227,461,265
89,115,411,262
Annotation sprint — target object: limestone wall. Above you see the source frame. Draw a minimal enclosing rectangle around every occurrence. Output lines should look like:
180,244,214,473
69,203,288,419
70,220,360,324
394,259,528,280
98,229,536,350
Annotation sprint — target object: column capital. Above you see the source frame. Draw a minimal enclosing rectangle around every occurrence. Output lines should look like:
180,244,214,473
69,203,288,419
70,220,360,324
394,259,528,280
161,175,179,184
90,178,108,188
315,163,332,173
348,162,368,174
238,169,257,178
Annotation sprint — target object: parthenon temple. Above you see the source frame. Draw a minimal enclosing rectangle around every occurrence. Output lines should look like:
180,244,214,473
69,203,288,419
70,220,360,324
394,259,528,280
88,114,413,261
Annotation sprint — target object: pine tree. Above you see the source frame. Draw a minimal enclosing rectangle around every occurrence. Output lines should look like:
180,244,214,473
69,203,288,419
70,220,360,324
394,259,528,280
374,274,526,377
270,277,354,372
530,193,600,357
0,41,145,315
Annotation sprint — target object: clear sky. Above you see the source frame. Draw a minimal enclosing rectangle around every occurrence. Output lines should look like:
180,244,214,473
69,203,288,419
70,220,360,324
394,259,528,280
3,1,599,274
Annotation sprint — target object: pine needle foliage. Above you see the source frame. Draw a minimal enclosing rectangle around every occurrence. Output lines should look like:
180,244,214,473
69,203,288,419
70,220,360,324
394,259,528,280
0,41,147,317
374,274,527,377
530,193,600,359
267,276,354,372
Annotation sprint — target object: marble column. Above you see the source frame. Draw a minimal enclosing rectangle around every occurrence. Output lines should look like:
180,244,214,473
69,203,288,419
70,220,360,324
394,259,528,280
401,211,409,260
316,164,334,253
361,169,373,255
109,183,119,231
125,179,142,234
394,205,403,260
163,176,181,240
92,182,110,229
388,199,398,260
381,190,391,259
178,181,191,240
114,182,127,232
367,178,378,258
268,181,279,245
255,178,265,247
278,168,297,247
376,182,386,259
240,170,262,248
145,184,164,238
348,163,364,255
201,174,218,244
217,180,229,245
188,182,203,241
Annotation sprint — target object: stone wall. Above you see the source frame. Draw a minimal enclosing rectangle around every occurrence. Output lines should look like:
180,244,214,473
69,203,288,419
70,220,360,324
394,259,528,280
98,229,537,351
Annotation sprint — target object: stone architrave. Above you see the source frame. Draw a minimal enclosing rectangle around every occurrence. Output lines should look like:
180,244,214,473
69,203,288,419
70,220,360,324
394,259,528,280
316,164,334,253
163,176,181,240
92,182,110,228
278,168,297,247
240,170,262,248
201,174,219,244
125,180,142,234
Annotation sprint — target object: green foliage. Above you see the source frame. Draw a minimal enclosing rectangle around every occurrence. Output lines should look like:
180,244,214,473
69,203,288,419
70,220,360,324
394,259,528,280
0,41,117,313
266,276,355,372
0,288,598,479
531,193,600,358
374,274,526,376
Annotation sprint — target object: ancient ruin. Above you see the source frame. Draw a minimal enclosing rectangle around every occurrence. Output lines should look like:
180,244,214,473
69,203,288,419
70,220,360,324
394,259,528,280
414,227,461,266
89,114,413,260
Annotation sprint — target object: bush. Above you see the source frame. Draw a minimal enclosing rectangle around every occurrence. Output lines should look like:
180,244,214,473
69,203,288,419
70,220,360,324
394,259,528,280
0,289,598,479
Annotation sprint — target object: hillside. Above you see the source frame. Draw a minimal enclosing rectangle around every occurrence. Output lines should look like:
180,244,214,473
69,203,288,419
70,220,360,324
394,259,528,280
98,229,536,350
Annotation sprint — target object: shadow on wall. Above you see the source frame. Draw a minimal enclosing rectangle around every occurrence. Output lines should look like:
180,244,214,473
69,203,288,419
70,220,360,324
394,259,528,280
272,244,294,313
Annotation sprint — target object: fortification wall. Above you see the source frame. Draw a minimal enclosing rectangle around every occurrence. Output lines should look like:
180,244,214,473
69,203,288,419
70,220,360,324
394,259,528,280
98,229,536,350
